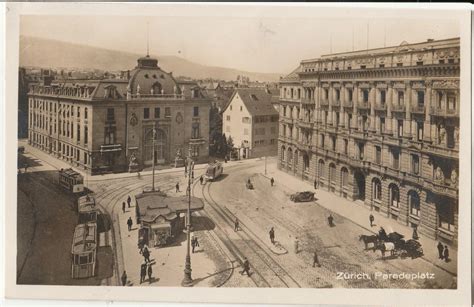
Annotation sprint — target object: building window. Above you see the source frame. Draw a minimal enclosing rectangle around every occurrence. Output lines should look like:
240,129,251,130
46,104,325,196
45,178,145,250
84,107,88,119
154,107,160,118
372,178,382,201
343,139,348,155
163,107,170,118
332,136,336,151
408,191,420,217
358,143,364,160
242,117,250,124
84,126,88,144
438,202,456,231
324,89,329,100
192,123,200,139
375,146,381,164
447,93,456,110
107,108,115,121
398,120,404,137
396,63,403,67
411,154,420,175
193,106,199,117
417,91,425,108
416,61,423,66
363,90,369,103
77,125,81,142
360,65,366,69
439,59,445,64
320,134,325,148
143,108,150,119
392,148,400,169
336,89,340,101
390,184,400,208
398,91,404,105
380,117,385,134
379,64,385,68
104,126,116,144
226,115,231,121
77,107,81,118
446,126,455,148
417,122,423,141
191,145,199,157
448,58,455,64
230,105,233,111
381,90,386,104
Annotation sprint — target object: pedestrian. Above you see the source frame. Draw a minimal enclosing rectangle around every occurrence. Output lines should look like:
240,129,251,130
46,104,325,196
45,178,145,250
200,176,204,185
122,201,126,213
191,171,194,179
313,251,321,267
24,164,28,173
143,246,151,263
270,177,274,187
443,245,449,262
147,264,153,283
234,218,240,232
176,182,180,193
186,186,190,196
269,227,275,244
241,257,251,276
294,237,299,254
191,236,196,253
121,270,127,286
127,217,133,231
127,195,131,208
224,156,228,163
437,242,444,259
314,179,318,190
412,226,419,240
369,214,374,227
137,171,141,179
328,214,334,227
140,263,147,284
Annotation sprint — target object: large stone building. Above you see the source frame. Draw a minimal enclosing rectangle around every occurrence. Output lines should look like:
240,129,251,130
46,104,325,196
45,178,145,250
223,88,279,159
277,38,460,245
28,55,212,174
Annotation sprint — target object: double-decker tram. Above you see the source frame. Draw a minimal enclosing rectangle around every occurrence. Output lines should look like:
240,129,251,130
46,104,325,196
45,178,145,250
59,168,84,193
71,222,97,279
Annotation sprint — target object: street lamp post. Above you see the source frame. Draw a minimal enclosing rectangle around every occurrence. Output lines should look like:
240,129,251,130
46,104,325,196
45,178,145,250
182,147,194,287
264,155,267,175
152,123,156,191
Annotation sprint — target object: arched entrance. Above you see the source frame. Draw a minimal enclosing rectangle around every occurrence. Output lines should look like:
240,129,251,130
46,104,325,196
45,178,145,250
328,163,336,192
354,170,366,201
317,159,325,188
408,190,420,224
287,148,293,170
294,150,299,173
144,127,167,164
340,167,349,198
302,152,310,179
371,177,382,211
281,145,286,166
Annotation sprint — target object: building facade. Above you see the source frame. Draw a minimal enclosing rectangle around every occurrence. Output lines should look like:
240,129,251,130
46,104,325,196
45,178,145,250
223,88,279,159
28,55,211,174
278,38,459,245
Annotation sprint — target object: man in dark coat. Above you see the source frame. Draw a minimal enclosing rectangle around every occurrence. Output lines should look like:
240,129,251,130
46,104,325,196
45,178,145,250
270,177,274,187
443,245,449,262
176,182,180,193
234,218,240,232
369,214,374,227
191,237,197,253
328,214,334,227
437,242,444,259
241,257,251,276
140,263,147,284
127,195,131,208
313,251,321,267
200,176,204,185
121,271,127,286
269,227,275,244
147,264,153,283
143,246,151,263
314,179,318,189
127,217,133,231
122,201,126,213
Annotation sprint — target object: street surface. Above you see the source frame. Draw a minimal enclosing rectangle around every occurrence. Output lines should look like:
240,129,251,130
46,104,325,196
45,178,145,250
16,141,457,288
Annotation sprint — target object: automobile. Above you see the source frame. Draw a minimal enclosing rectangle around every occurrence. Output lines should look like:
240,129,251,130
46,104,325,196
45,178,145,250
290,191,315,202
18,146,25,154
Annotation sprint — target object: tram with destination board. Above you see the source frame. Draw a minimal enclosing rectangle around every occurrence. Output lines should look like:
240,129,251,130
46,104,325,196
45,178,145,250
59,168,84,193
204,162,223,181
71,222,97,279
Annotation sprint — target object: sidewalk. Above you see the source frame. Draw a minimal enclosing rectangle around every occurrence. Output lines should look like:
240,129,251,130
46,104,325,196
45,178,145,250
19,140,258,183
260,159,457,276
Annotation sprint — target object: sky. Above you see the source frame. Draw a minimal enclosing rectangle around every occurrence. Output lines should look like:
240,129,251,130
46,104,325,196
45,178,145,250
20,10,459,75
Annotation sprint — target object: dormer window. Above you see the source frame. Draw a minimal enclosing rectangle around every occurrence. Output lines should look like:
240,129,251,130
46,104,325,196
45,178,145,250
153,74,157,78
250,94,258,101
144,74,149,78
160,74,165,79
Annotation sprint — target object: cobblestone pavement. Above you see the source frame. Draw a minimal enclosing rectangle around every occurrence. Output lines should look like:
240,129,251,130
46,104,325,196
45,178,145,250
205,157,457,289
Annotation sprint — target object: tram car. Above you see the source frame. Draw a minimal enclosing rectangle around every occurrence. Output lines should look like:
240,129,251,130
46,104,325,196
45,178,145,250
71,222,97,279
77,195,100,224
59,168,84,193
204,162,223,181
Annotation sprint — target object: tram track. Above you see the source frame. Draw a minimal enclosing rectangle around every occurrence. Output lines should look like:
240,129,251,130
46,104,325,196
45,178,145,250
197,179,301,288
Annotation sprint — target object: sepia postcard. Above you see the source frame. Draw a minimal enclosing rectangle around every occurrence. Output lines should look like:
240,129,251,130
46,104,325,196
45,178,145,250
3,2,472,306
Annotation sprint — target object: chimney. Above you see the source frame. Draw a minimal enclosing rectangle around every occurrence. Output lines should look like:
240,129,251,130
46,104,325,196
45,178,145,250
427,38,434,42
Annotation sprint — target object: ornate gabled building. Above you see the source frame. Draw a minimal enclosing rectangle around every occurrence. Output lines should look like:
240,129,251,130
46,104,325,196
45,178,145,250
277,38,460,245
28,55,212,174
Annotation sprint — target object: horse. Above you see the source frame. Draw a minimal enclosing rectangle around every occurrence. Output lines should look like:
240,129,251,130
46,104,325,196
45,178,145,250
375,242,396,259
359,235,378,250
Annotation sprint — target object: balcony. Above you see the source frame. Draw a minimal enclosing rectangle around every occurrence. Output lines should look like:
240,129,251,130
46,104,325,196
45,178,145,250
298,142,313,152
281,117,294,125
301,97,315,105
374,103,387,111
357,102,370,110
391,104,406,112
320,99,329,107
298,120,313,129
100,144,122,153
431,107,459,117
189,137,207,145
343,101,353,108
411,105,425,114
425,144,459,160
424,179,458,198
332,100,340,108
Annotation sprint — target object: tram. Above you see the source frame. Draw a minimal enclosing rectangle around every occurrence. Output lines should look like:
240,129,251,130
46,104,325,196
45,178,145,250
71,222,97,279
59,168,84,193
204,162,223,181
77,195,100,224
